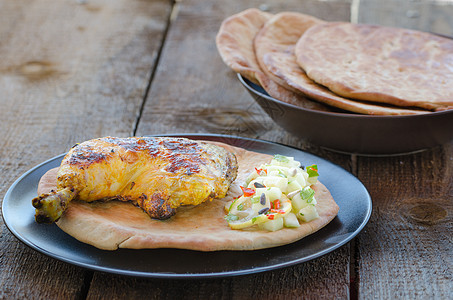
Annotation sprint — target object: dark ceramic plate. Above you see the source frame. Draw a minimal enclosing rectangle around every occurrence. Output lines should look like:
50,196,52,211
2,134,371,278
239,74,453,155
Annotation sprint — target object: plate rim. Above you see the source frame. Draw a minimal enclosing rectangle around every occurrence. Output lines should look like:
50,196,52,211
2,133,372,278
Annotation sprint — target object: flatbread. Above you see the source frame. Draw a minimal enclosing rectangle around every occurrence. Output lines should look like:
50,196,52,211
216,8,272,85
216,9,331,112
255,12,324,93
254,72,333,111
37,142,339,251
255,13,428,115
296,22,453,111
264,47,429,115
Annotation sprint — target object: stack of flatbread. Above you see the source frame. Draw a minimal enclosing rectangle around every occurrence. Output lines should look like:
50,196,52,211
216,9,453,115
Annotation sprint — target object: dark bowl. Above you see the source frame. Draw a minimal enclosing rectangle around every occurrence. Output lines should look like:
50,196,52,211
238,74,453,155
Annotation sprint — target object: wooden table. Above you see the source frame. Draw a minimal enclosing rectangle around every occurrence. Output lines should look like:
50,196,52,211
0,0,451,298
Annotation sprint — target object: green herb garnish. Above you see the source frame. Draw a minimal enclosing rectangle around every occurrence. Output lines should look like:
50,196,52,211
273,154,289,163
306,164,319,177
300,186,315,202
225,214,239,222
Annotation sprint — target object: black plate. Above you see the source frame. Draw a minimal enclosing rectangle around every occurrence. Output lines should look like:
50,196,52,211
2,134,372,278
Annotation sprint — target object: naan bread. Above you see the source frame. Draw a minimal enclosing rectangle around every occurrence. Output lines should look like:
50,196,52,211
255,13,428,115
216,9,331,111
37,142,339,251
296,22,453,111
253,72,333,111
216,8,272,85
255,12,324,93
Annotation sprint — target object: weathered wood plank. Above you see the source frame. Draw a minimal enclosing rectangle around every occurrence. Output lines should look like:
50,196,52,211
86,245,350,300
136,0,351,138
355,144,453,299
0,0,171,298
355,0,453,36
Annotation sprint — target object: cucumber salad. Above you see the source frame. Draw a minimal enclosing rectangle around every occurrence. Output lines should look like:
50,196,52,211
224,154,320,232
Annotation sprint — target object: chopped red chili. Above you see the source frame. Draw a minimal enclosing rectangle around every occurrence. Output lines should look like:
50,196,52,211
267,214,275,220
240,186,255,197
273,199,280,210
255,167,267,175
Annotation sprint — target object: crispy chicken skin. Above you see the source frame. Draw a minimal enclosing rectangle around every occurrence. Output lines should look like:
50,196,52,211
32,137,238,223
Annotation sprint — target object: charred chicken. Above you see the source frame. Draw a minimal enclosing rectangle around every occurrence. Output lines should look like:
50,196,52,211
32,136,238,223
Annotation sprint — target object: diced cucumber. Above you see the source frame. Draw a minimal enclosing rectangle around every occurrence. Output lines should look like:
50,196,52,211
255,187,282,202
267,187,283,201
294,172,308,187
285,167,299,178
297,205,319,222
259,217,284,232
300,186,315,202
272,155,300,168
271,155,301,168
271,155,291,167
291,192,309,212
245,171,259,186
268,170,280,177
265,165,289,175
286,180,302,194
254,187,267,195
292,186,316,212
311,196,317,205
289,159,301,168
263,176,288,191
307,175,318,185
283,213,300,228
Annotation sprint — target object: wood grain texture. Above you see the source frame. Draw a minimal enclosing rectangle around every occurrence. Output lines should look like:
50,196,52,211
2,0,452,299
85,245,350,300
355,144,453,299
0,0,171,298
355,0,453,37
136,0,351,141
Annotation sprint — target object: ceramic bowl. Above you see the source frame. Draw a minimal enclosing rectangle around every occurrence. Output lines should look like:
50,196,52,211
238,74,453,155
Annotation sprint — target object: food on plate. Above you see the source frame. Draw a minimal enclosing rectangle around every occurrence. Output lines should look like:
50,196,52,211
295,22,453,111
224,154,322,232
254,12,427,115
217,9,452,114
216,8,331,111
32,136,238,223
35,138,339,251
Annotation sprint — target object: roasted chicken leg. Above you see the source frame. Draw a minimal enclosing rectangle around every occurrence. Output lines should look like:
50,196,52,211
32,137,238,223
